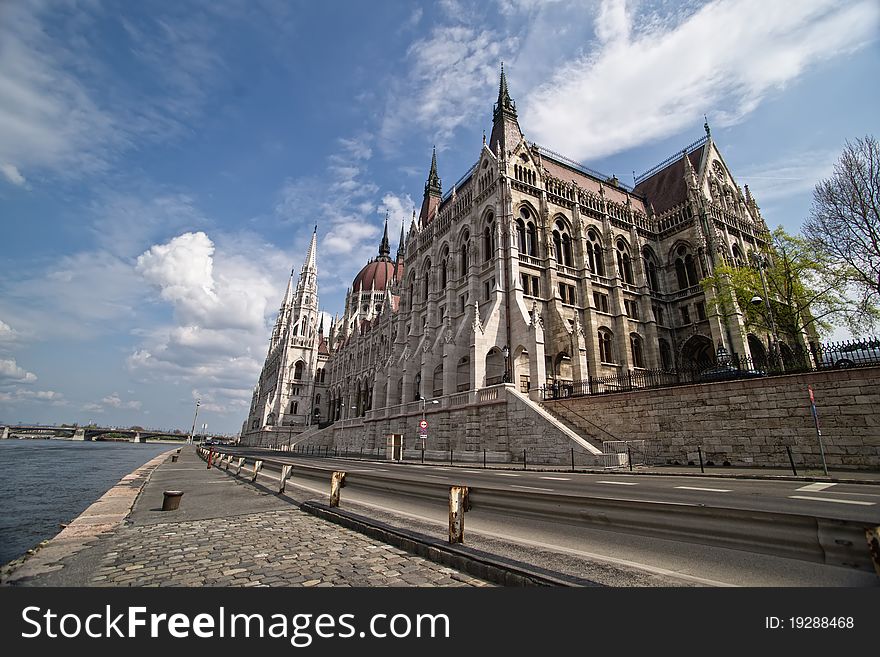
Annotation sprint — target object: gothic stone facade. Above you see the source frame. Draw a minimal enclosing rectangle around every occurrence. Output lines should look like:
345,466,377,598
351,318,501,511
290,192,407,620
242,70,773,444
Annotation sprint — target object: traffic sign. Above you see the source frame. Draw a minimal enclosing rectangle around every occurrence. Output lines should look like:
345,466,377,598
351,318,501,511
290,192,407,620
419,420,428,429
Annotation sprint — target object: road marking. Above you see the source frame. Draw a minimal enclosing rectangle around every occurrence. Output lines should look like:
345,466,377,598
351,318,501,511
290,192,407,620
796,482,836,492
675,486,732,493
423,475,448,480
493,472,521,477
510,485,555,492
540,476,571,481
462,470,481,474
597,480,638,486
789,495,875,506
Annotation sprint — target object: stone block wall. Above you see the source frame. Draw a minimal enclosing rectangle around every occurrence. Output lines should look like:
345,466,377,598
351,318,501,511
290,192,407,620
544,367,880,470
290,386,600,466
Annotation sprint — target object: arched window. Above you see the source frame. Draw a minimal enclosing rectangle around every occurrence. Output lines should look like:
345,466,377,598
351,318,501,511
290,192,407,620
630,334,645,368
413,372,422,401
659,339,673,370
731,243,744,267
293,361,304,380
520,207,538,256
440,246,449,288
459,230,470,276
616,239,634,284
483,215,496,261
552,219,573,266
598,329,614,364
643,247,659,292
516,219,526,253
422,259,431,299
674,245,699,289
587,230,604,275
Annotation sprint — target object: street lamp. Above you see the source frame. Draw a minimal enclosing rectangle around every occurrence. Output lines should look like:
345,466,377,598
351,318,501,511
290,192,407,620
749,253,783,371
502,345,510,383
188,398,201,445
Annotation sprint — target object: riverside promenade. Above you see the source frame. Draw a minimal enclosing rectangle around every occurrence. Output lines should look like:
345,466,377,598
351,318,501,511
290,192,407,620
0,447,490,587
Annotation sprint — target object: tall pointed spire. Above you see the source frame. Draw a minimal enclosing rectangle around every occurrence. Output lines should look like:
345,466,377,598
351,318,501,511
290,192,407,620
489,62,522,157
396,217,405,261
378,212,391,261
302,225,318,274
425,146,441,197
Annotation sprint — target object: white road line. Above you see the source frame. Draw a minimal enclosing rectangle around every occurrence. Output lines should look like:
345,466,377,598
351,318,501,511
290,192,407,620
540,476,571,481
796,482,836,492
597,480,638,486
789,495,875,506
423,475,448,480
510,485,555,492
462,470,481,474
675,486,732,493
493,472,521,477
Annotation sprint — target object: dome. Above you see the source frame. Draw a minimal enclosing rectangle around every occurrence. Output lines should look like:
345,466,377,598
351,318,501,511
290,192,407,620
351,259,400,292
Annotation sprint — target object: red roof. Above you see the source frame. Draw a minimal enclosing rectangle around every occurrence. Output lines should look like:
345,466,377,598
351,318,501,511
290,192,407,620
633,146,704,216
352,259,400,292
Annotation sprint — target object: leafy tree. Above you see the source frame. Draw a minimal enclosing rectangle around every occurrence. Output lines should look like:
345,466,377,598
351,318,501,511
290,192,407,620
804,135,880,330
703,227,857,343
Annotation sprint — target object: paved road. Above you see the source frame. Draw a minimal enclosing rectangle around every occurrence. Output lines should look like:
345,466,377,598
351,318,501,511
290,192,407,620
225,450,880,523
2,449,491,588
214,448,880,587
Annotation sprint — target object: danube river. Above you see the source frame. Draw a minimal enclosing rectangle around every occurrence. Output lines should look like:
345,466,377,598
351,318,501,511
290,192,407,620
0,439,177,565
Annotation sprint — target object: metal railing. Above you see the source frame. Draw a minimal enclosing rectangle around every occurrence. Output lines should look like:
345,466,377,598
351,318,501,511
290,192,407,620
540,337,880,401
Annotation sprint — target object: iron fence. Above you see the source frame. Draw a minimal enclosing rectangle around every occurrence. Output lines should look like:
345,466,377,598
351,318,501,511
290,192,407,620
541,337,880,400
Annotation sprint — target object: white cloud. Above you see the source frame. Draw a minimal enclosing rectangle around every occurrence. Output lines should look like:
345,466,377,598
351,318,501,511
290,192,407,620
737,148,838,203
0,388,65,405
524,0,880,160
379,25,511,149
1,163,27,186
0,358,37,386
0,320,17,346
101,392,143,410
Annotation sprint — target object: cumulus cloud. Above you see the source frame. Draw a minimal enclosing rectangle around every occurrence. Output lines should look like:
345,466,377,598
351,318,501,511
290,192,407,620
101,392,143,410
0,358,38,385
0,320,17,346
1,163,27,187
523,0,880,160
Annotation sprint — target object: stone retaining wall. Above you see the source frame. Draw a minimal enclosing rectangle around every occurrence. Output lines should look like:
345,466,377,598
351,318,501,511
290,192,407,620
544,367,880,470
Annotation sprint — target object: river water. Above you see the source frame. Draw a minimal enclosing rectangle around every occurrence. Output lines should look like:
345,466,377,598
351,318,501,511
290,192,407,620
0,439,177,565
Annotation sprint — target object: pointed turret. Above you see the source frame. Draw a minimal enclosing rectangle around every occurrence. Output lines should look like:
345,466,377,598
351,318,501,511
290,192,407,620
302,225,318,274
378,212,391,261
489,62,523,157
418,151,441,224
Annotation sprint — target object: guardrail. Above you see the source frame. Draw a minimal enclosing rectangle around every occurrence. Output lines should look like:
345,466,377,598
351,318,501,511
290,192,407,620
195,447,880,576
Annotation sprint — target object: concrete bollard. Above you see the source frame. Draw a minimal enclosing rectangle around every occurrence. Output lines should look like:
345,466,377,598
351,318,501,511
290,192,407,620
171,454,178,462
330,471,347,508
162,490,184,511
235,458,245,475
251,460,263,482
448,486,470,544
278,465,292,494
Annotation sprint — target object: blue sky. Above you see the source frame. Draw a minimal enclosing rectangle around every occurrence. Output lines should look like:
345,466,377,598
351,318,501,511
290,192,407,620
1,0,878,433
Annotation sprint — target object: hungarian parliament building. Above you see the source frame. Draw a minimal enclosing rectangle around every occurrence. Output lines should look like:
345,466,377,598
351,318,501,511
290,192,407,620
242,68,773,445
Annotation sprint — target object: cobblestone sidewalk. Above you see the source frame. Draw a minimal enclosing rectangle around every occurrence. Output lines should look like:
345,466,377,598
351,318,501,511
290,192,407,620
92,508,491,587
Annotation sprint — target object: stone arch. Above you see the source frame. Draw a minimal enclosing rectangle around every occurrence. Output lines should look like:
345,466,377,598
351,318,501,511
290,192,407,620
680,334,715,369
456,355,471,392
485,347,504,386
747,333,767,369
513,345,530,391
432,363,443,397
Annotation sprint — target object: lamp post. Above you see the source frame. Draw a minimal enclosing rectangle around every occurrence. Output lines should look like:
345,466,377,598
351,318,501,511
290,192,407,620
749,253,783,371
188,398,200,445
502,345,510,383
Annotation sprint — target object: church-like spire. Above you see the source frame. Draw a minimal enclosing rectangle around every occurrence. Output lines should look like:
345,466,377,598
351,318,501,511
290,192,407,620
302,225,318,274
378,212,391,261
425,146,441,197
494,61,517,121
396,218,405,261
489,62,522,157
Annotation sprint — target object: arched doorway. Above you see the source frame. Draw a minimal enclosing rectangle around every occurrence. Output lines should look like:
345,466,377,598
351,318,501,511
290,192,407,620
485,348,504,386
680,335,715,369
513,346,530,392
747,334,767,370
